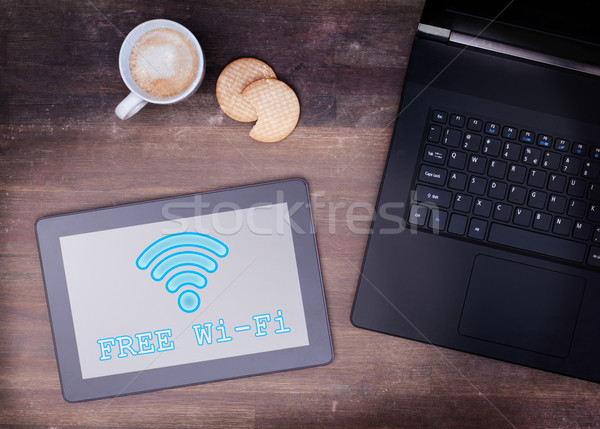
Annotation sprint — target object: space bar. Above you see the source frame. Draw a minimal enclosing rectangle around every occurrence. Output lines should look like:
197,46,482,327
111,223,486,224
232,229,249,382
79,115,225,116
488,224,586,263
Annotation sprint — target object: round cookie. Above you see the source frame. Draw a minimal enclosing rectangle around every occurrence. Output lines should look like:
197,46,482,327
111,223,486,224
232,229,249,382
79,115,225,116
216,58,277,122
241,78,300,143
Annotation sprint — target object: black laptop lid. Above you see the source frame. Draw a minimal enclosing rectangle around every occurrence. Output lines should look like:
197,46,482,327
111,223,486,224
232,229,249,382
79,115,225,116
420,0,600,67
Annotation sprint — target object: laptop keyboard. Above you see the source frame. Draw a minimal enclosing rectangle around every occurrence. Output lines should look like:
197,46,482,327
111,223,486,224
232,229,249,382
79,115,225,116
408,108,600,269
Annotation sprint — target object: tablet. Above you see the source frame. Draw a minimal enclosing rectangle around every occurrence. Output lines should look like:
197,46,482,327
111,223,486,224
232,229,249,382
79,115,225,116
36,179,333,402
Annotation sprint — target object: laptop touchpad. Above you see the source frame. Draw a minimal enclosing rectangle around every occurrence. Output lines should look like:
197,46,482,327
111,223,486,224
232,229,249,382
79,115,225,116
459,255,585,358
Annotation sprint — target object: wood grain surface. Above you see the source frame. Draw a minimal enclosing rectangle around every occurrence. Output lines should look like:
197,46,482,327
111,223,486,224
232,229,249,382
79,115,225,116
2,1,600,427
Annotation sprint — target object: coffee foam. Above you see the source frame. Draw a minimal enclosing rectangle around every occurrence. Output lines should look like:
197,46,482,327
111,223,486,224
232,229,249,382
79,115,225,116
129,28,199,98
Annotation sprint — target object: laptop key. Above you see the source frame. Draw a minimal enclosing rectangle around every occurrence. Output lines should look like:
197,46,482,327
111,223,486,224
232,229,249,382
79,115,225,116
448,150,467,169
468,176,487,195
443,128,461,147
508,185,527,204
423,145,447,165
467,118,483,131
483,137,502,156
547,173,566,192
567,178,586,197
533,212,552,231
548,194,567,213
553,217,572,236
428,209,448,231
419,165,447,186
554,138,570,152
449,114,465,127
593,226,600,243
462,133,482,152
448,171,467,190
519,130,534,143
468,218,488,239
488,180,507,200
503,142,521,161
588,247,600,267
522,146,541,166
589,204,600,223
432,110,448,123
485,122,500,136
414,185,452,208
427,125,442,143
488,159,507,178
473,198,493,217
408,204,428,226
488,223,586,263
568,199,587,218
513,207,533,226
527,169,547,188
537,134,552,148
583,161,600,180
528,190,547,209
542,151,561,170
572,142,586,156
453,194,472,213
493,203,512,221
589,183,600,202
562,156,581,175
507,164,527,183
502,126,517,140
467,155,486,174
448,213,468,235
572,221,592,240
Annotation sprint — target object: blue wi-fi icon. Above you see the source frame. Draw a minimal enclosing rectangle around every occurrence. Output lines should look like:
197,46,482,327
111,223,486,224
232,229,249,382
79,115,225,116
136,232,229,313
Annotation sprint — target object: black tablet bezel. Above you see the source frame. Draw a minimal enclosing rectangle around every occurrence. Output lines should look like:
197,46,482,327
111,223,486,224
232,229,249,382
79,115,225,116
36,178,333,402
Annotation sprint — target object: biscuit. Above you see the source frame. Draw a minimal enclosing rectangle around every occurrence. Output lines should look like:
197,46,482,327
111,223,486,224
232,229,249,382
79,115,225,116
216,58,277,122
241,78,300,143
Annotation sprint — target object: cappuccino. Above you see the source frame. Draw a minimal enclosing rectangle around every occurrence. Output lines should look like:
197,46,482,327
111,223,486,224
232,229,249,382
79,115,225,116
129,28,199,98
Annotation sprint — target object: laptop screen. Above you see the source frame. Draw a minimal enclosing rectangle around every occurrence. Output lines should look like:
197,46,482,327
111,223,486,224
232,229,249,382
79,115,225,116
421,0,600,67
445,0,599,45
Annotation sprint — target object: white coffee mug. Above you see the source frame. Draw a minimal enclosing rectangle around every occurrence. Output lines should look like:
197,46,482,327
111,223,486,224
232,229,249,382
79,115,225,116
115,19,205,120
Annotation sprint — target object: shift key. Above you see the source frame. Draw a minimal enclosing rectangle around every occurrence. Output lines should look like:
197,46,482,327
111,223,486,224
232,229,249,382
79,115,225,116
589,247,600,267
414,185,452,208
418,165,447,186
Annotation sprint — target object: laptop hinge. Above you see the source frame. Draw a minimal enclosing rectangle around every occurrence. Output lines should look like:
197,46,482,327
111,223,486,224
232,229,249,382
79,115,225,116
449,31,600,78
417,23,450,42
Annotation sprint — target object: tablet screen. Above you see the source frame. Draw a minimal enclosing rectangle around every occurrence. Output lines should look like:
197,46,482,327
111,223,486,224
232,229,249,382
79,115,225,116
59,202,309,380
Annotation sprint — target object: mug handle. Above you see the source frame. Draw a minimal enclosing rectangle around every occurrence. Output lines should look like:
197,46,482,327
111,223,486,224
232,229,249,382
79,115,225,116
115,92,147,120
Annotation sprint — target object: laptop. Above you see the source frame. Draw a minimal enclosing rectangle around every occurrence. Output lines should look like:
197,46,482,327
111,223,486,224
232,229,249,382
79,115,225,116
351,0,600,382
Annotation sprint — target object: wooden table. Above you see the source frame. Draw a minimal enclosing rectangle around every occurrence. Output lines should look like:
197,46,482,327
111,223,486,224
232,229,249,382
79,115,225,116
2,1,599,427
